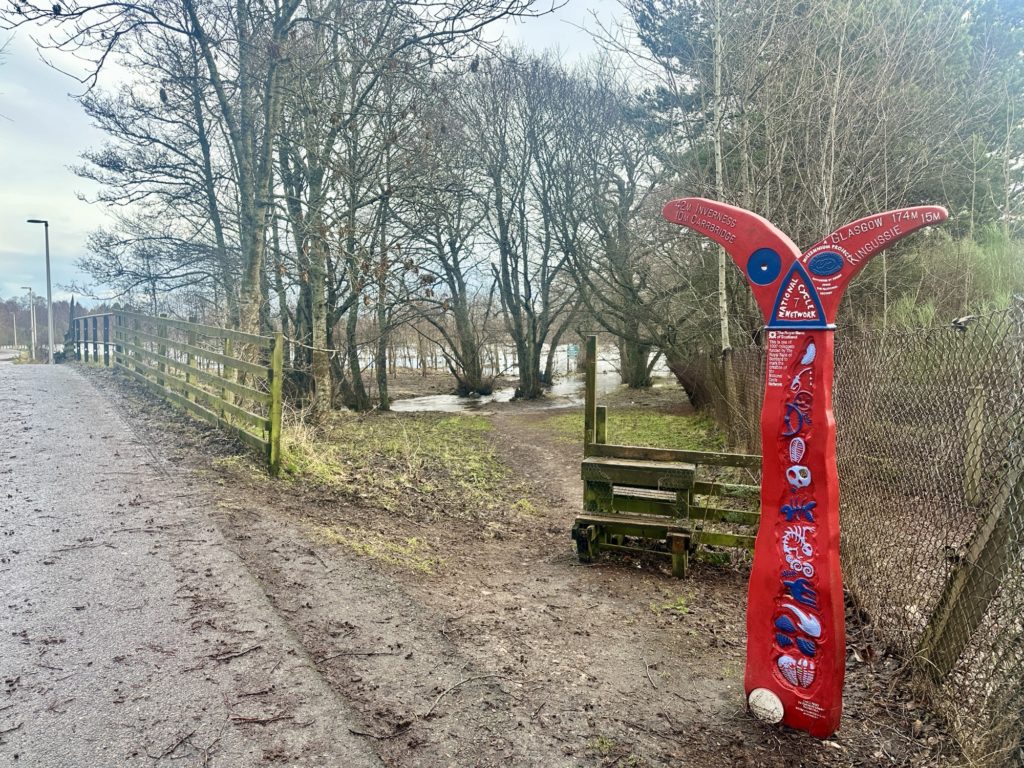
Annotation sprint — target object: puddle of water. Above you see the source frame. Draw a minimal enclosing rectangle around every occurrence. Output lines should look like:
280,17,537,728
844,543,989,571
390,371,622,413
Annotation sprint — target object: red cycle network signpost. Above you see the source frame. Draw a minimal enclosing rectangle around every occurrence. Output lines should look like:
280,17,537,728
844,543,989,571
662,198,948,738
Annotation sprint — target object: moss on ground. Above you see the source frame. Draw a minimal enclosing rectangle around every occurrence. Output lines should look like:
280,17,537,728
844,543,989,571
282,411,516,521
650,594,690,616
313,525,441,574
540,407,726,452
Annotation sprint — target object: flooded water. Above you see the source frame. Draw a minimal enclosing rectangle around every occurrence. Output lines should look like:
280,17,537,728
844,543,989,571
390,371,623,413
388,343,669,413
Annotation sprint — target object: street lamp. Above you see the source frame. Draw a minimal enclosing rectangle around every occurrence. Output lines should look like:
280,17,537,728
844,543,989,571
26,219,55,364
21,286,36,361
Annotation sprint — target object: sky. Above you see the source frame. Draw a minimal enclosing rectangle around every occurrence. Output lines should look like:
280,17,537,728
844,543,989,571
0,0,620,306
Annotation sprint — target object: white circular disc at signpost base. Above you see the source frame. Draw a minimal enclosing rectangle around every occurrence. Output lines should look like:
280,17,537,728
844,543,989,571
748,688,784,724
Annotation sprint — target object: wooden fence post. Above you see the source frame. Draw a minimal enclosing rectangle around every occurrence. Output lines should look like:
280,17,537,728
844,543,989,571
83,317,91,363
918,467,1024,681
114,313,122,366
186,316,197,401
269,332,283,476
75,318,82,362
132,316,142,373
222,338,233,422
92,315,99,363
157,314,167,387
103,314,110,367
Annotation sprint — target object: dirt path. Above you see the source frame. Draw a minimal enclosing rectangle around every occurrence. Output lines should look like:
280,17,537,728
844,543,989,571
0,363,382,767
32,364,960,767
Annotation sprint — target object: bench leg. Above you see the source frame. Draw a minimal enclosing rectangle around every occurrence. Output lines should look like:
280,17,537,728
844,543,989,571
572,523,599,563
669,533,690,578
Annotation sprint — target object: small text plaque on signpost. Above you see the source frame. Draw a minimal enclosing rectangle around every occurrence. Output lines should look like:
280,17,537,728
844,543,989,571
663,198,947,738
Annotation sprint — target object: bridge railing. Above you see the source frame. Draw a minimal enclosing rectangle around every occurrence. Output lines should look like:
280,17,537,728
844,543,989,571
75,310,283,476
73,312,114,364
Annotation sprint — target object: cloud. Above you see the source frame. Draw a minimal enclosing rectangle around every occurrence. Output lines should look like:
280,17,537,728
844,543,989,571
0,0,623,306
0,34,105,303
496,0,619,59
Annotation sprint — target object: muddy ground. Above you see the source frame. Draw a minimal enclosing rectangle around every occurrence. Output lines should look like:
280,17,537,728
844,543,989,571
70,366,961,767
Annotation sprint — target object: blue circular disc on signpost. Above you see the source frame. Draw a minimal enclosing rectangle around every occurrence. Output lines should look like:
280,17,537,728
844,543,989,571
808,251,845,277
747,248,782,285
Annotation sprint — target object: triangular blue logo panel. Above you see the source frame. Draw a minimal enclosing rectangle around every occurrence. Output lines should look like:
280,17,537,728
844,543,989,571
769,263,829,329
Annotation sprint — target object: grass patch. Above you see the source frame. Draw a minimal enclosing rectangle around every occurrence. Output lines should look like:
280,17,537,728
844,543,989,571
512,498,540,517
314,524,441,574
282,410,515,521
540,408,726,452
589,736,618,757
650,594,690,616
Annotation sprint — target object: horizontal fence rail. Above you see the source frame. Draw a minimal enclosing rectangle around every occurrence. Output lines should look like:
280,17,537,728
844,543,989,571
73,311,283,475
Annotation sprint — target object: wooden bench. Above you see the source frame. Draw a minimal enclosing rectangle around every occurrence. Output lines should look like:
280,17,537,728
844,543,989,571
570,336,762,577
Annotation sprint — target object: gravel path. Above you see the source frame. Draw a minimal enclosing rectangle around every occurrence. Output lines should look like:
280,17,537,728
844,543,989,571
0,362,382,767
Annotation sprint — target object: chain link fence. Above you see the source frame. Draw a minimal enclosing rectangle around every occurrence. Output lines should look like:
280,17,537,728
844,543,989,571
714,301,1024,767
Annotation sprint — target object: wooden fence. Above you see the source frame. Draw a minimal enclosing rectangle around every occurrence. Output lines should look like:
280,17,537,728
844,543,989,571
73,310,283,475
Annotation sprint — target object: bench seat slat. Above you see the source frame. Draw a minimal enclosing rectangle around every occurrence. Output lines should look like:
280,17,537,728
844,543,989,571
582,456,695,490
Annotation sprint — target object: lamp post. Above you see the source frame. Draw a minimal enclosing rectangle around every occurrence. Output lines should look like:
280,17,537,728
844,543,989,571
26,219,55,364
21,287,37,361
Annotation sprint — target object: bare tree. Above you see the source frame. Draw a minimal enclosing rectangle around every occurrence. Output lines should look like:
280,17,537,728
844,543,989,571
461,53,579,399
396,72,499,395
72,31,240,316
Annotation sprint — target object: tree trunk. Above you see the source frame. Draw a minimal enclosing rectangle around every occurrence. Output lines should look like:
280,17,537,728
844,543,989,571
713,0,731,358
619,338,653,388
514,335,542,399
309,237,332,421
664,351,715,410
451,299,490,395
344,298,371,412
375,276,390,411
